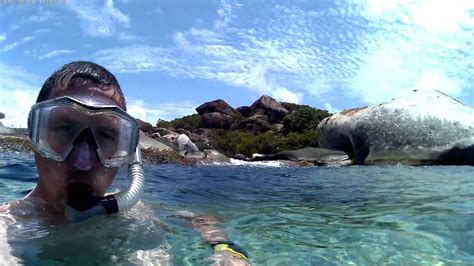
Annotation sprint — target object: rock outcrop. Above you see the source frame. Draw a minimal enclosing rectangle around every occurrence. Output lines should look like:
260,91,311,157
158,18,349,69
177,134,201,157
317,90,474,165
239,115,271,133
196,99,242,129
137,119,154,134
139,131,175,151
0,122,14,135
201,112,236,130
250,95,289,123
250,147,348,164
196,99,241,118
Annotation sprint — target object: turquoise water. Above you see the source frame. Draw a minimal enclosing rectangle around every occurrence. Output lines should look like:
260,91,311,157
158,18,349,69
0,151,473,265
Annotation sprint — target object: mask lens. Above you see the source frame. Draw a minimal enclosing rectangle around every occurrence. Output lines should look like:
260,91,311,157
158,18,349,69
41,106,85,155
92,115,121,161
91,113,136,166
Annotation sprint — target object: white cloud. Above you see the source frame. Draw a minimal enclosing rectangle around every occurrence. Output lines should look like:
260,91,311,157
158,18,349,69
117,33,142,42
0,62,39,128
189,28,223,43
2,36,35,52
94,0,473,108
26,10,55,23
0,33,6,43
8,9,55,32
414,71,462,96
68,0,130,38
214,0,235,29
173,32,191,49
411,0,473,33
343,0,473,104
272,88,302,104
364,0,474,33
324,103,339,114
38,49,74,60
126,98,198,125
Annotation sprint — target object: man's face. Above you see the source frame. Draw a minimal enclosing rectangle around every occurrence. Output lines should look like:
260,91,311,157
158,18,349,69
34,79,125,206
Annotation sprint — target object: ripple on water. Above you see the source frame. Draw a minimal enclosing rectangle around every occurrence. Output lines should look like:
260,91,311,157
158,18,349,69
0,155,473,265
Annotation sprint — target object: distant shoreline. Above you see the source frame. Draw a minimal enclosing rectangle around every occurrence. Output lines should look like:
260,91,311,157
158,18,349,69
0,135,194,165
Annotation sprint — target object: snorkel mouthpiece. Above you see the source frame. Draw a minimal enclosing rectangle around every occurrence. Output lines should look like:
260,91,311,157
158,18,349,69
65,147,144,222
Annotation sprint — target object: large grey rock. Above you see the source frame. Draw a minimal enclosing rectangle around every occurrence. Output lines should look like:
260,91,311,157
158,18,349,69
317,90,474,165
203,149,230,163
233,154,249,161
236,106,252,117
196,99,241,118
137,119,154,134
0,122,14,135
0,113,5,120
177,134,201,156
201,112,236,129
161,133,179,142
251,147,348,163
250,95,289,122
239,114,271,133
154,128,176,136
157,137,179,151
139,131,174,151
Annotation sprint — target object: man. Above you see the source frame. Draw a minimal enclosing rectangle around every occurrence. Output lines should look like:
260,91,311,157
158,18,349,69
1,61,248,265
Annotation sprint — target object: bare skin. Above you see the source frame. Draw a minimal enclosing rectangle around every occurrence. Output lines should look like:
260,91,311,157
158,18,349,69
2,80,249,265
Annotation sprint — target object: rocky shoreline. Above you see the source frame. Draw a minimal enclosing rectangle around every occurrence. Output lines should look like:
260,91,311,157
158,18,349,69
3,90,473,166
0,135,196,165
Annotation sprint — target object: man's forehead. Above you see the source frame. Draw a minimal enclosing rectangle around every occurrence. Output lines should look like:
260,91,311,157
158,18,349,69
49,80,125,108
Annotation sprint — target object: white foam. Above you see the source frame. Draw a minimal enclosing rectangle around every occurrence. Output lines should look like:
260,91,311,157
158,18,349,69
228,159,284,167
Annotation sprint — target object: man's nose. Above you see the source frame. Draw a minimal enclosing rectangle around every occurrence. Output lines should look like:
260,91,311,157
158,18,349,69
70,140,98,171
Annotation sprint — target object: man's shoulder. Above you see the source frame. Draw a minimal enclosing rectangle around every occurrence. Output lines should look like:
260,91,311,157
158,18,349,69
0,201,17,213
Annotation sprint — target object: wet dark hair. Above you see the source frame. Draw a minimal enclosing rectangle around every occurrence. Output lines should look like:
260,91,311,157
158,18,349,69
36,61,126,110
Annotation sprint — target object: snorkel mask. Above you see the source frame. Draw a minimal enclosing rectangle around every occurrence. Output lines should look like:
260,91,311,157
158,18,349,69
28,96,145,222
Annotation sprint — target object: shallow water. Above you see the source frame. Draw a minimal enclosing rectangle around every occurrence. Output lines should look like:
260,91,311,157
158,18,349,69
0,151,473,265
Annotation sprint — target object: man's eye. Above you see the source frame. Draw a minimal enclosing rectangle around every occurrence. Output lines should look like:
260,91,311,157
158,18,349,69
99,130,118,142
54,125,73,132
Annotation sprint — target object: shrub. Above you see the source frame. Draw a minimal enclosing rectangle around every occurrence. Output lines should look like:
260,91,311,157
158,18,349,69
209,129,319,157
279,129,319,150
282,106,330,133
156,114,203,131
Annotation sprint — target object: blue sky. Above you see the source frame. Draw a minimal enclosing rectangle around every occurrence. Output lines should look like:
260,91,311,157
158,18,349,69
0,0,473,128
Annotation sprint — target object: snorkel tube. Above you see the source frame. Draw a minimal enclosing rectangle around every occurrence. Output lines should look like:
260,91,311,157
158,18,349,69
65,146,145,222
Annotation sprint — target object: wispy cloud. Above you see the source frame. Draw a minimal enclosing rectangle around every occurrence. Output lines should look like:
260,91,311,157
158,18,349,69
0,61,39,128
93,0,473,106
126,98,198,124
68,0,130,38
324,103,339,114
26,10,56,23
38,49,75,60
347,0,473,103
117,33,142,42
214,0,238,30
0,33,6,43
2,36,35,52
8,8,56,32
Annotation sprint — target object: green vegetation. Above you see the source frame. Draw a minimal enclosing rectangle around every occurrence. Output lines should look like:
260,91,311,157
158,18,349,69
209,128,319,157
282,105,330,133
156,114,203,131
157,103,331,157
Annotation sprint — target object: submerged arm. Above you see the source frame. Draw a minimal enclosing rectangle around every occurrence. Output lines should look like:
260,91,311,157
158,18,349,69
175,211,249,265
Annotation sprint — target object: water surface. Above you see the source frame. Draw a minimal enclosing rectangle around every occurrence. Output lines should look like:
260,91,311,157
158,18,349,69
0,152,473,265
